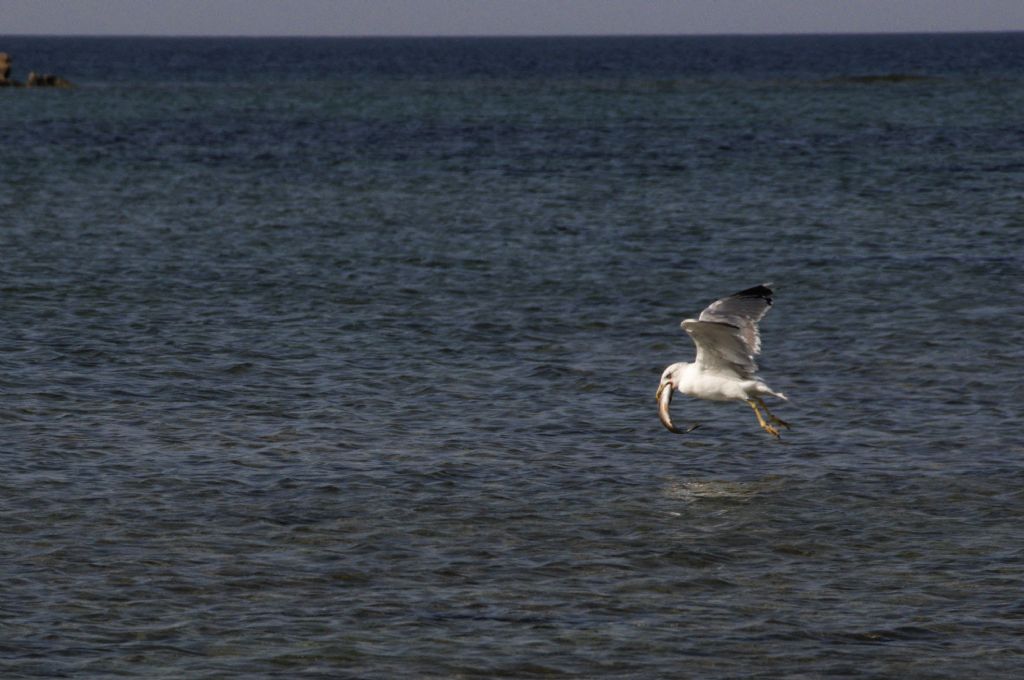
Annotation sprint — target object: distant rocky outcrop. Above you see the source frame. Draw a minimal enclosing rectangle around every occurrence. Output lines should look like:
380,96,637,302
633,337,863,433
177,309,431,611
822,73,933,85
27,71,73,88
0,52,73,88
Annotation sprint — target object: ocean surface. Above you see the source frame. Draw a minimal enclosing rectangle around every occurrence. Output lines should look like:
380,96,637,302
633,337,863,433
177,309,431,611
2,34,1024,678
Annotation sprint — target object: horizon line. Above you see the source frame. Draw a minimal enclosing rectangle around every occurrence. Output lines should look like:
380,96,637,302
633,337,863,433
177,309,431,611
2,28,1023,40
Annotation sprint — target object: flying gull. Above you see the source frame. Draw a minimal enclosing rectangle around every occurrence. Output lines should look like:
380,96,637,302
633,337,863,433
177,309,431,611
656,284,790,438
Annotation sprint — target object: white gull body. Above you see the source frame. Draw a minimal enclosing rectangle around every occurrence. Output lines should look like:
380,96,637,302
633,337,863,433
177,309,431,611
655,284,790,438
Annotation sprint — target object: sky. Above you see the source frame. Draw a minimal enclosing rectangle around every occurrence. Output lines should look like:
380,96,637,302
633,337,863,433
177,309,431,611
2,0,1023,37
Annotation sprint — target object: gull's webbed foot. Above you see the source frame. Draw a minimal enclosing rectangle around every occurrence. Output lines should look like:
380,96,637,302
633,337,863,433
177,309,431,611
748,400,782,439
755,398,791,430
766,412,791,430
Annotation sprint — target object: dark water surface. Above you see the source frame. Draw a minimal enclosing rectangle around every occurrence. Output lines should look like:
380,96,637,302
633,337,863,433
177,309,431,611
2,34,1024,678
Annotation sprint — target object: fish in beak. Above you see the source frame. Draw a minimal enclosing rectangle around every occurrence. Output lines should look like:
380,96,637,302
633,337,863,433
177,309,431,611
656,380,700,434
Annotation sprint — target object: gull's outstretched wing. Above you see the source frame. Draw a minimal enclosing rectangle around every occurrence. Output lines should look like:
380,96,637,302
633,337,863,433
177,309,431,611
681,284,774,378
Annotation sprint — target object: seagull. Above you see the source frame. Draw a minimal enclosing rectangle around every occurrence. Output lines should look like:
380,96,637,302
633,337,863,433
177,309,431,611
656,283,790,438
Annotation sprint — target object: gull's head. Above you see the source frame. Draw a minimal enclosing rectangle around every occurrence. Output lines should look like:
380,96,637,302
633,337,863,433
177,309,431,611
659,360,684,399
656,362,698,435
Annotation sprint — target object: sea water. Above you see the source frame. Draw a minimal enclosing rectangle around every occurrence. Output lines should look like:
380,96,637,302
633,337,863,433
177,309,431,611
2,34,1023,678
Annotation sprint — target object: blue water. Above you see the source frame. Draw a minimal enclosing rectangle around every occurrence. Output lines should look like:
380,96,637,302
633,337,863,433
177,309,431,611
2,34,1024,678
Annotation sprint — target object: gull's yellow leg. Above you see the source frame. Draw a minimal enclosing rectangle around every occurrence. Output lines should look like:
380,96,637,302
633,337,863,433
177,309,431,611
755,398,790,430
747,399,780,438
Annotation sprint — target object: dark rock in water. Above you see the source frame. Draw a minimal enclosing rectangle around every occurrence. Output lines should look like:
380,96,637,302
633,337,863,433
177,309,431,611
0,52,73,88
822,73,933,85
27,71,73,88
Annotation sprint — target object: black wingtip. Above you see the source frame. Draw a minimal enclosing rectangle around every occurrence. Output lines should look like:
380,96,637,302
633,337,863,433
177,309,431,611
732,283,773,302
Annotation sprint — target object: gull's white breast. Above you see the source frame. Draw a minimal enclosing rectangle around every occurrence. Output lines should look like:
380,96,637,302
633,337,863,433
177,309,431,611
678,364,760,402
